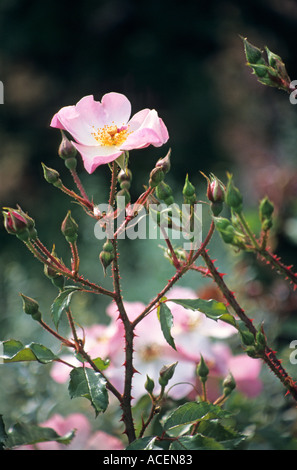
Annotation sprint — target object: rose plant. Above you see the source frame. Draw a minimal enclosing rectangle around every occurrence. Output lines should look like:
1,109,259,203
1,39,297,451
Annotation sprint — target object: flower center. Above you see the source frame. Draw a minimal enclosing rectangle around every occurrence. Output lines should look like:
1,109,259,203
139,343,162,362
91,123,130,147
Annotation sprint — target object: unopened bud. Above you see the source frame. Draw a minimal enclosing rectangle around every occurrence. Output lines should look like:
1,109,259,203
225,174,243,213
214,217,236,244
58,131,77,160
223,372,236,397
20,294,42,322
242,37,265,65
118,169,132,190
156,181,174,205
144,375,155,395
207,176,225,204
183,174,197,204
156,149,171,174
158,362,177,388
42,163,62,188
61,211,78,243
196,355,209,383
99,250,114,276
2,207,37,241
259,197,274,231
149,167,164,188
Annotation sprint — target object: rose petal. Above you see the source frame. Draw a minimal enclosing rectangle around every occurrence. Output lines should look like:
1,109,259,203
101,92,131,126
72,141,123,173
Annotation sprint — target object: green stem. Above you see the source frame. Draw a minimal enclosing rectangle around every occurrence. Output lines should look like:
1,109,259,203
236,211,260,250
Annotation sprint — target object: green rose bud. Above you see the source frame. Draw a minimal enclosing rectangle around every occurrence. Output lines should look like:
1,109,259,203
223,372,236,397
61,211,78,243
58,131,77,160
156,181,174,205
20,294,42,322
259,196,274,231
225,174,243,213
144,375,155,395
183,174,197,204
41,163,62,188
99,250,114,276
158,362,178,388
149,167,165,188
214,217,236,244
155,149,171,174
118,169,132,191
196,355,209,383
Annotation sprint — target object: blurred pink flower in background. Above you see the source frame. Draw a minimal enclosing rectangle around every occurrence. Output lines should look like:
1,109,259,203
16,413,124,450
50,286,262,401
50,92,169,173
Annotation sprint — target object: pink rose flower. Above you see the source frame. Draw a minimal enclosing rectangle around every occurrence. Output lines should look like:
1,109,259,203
16,413,124,450
50,92,169,173
50,288,262,402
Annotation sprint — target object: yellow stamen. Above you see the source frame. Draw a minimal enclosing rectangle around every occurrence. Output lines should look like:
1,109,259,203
91,123,130,147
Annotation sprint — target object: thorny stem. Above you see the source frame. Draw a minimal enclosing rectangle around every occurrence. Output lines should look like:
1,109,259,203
70,241,80,276
25,240,115,298
200,249,297,402
60,183,94,212
132,221,215,328
259,248,297,287
108,161,136,444
237,212,297,287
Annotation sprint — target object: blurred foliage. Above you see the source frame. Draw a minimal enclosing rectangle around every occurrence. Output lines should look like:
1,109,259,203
1,0,297,449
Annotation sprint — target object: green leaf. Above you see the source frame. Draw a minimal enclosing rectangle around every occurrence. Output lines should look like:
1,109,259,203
68,367,109,417
4,422,75,449
170,434,224,450
157,302,176,350
0,339,57,364
163,402,232,432
92,357,110,370
168,298,236,326
197,420,245,449
126,436,157,450
50,286,81,329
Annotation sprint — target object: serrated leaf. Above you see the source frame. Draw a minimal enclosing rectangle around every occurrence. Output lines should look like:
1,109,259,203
198,420,245,449
163,402,232,432
50,286,81,329
157,302,176,350
0,339,57,364
4,422,75,449
169,298,236,326
170,434,224,450
68,367,108,417
126,436,157,450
